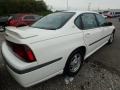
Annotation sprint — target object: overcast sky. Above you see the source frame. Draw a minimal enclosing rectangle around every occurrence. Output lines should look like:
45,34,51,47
43,0,120,11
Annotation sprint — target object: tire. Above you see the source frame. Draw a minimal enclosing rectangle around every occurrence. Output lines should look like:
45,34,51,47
108,32,114,44
64,50,83,77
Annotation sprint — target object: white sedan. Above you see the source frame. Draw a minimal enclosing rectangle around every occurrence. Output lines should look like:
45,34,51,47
1,11,115,87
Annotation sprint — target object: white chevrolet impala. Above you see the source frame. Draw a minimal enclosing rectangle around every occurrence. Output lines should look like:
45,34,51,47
1,11,115,87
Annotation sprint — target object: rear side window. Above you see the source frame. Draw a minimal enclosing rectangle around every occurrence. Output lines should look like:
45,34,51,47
96,14,107,26
31,12,75,30
74,16,82,29
81,13,98,29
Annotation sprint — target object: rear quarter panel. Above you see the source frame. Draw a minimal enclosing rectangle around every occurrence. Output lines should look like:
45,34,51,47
29,30,85,73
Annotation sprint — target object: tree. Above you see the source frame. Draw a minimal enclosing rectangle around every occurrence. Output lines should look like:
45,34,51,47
0,0,51,16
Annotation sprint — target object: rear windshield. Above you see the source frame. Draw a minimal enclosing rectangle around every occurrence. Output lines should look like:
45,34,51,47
31,12,75,30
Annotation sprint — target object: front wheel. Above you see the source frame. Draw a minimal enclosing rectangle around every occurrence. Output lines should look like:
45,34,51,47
64,50,83,77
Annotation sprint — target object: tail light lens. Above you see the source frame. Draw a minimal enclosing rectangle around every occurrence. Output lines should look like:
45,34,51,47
6,41,36,62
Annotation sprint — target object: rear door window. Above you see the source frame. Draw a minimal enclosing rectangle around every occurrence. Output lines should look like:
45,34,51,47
81,13,98,29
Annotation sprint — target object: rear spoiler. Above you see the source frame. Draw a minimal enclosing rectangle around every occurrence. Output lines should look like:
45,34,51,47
5,26,38,39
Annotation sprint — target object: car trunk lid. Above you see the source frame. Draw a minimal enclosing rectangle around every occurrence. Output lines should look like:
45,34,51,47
5,26,61,44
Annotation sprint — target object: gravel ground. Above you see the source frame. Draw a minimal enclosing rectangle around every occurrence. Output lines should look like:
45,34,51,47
0,18,120,90
1,61,120,90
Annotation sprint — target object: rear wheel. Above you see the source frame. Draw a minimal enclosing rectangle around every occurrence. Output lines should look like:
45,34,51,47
64,50,83,77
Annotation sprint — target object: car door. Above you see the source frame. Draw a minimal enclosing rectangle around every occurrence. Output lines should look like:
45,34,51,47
95,14,113,43
81,13,103,56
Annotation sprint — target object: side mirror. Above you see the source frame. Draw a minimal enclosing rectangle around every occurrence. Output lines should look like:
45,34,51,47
104,22,113,26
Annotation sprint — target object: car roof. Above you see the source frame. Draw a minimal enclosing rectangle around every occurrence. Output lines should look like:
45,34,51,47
62,10,99,15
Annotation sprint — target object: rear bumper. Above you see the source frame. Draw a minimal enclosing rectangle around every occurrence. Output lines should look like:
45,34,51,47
1,42,63,87
2,51,62,74
5,63,63,87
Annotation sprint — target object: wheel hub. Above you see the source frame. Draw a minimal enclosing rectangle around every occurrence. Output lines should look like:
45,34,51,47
69,53,81,73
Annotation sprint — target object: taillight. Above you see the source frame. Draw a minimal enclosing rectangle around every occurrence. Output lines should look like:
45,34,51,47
6,41,36,62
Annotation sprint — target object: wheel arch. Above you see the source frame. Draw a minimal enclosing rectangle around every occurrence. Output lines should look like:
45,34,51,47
75,46,86,59
65,46,86,66
63,46,86,76
113,29,116,34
